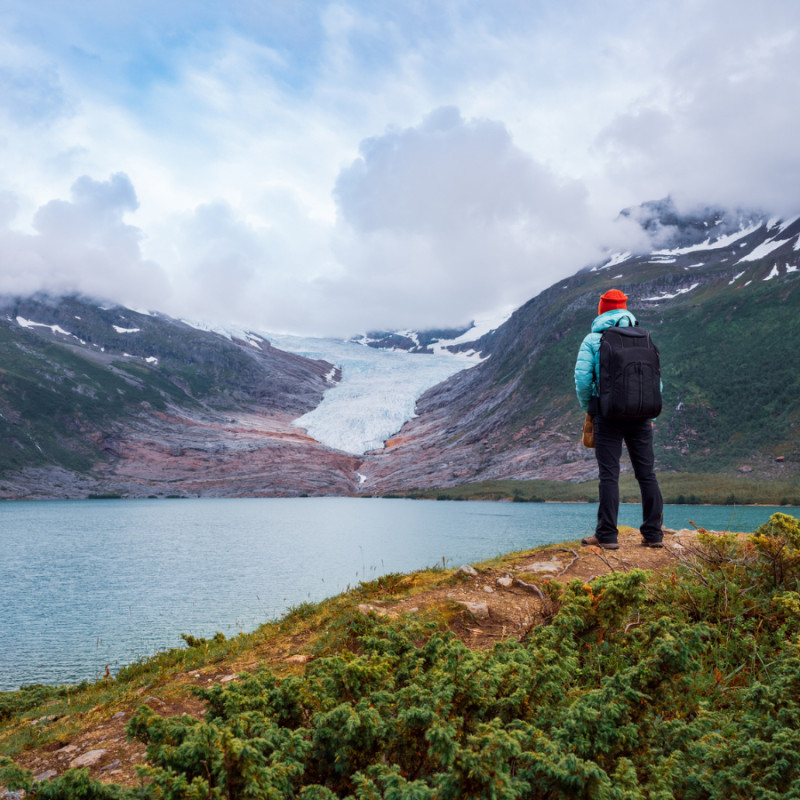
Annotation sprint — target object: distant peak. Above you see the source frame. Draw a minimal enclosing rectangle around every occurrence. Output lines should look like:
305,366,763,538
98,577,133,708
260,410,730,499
620,197,766,252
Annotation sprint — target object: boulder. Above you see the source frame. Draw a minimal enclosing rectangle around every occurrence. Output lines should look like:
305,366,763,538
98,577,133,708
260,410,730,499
518,561,560,573
357,603,390,617
457,601,489,620
70,749,106,769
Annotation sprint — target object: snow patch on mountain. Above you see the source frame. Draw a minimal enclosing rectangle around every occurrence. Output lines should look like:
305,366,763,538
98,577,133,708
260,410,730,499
394,329,421,347
428,309,513,354
593,252,631,271
729,271,747,285
739,236,791,263
243,332,268,349
653,222,762,256
16,317,83,342
643,283,700,302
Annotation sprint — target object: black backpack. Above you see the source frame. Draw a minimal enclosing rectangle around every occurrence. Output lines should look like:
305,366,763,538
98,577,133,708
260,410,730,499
598,318,662,420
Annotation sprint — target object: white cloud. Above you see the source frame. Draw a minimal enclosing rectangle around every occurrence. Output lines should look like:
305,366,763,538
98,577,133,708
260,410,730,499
1,0,800,335
326,106,611,331
0,110,652,336
595,2,800,216
0,173,170,306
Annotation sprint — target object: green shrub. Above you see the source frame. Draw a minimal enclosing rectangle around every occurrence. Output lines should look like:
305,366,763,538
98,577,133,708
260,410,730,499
754,512,800,549
180,632,226,649
0,684,87,723
12,514,800,798
114,527,800,798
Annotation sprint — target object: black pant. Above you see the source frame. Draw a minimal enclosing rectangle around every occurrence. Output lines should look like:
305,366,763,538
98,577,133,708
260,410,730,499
593,414,663,543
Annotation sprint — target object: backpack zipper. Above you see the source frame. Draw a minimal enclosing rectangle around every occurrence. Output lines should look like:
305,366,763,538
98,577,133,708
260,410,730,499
638,364,643,417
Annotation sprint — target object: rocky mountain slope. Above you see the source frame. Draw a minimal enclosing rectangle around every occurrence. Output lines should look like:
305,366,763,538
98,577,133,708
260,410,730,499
0,297,360,498
360,201,800,492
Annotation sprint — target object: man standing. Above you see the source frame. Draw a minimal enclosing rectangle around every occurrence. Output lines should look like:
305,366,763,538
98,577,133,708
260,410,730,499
574,289,664,549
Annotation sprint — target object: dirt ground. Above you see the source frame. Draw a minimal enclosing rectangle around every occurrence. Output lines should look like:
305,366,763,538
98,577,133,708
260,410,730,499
362,525,702,648
7,525,709,790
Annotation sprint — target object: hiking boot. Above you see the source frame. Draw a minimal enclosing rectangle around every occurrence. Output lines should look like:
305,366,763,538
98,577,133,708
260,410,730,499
581,536,620,550
640,539,664,548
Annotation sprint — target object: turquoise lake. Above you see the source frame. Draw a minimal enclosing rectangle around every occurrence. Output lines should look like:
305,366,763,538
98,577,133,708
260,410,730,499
0,497,795,691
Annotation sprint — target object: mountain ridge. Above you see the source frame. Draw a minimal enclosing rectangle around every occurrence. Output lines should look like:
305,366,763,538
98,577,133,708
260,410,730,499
359,204,800,492
2,200,799,499
0,297,362,498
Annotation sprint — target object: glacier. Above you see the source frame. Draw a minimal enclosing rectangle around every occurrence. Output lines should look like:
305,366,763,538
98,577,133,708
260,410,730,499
265,332,484,455
181,316,502,456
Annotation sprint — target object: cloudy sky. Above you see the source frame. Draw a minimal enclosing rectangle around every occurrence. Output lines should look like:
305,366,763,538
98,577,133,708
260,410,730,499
2,0,799,335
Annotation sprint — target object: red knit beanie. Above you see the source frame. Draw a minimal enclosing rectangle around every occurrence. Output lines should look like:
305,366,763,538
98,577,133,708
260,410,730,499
598,289,628,315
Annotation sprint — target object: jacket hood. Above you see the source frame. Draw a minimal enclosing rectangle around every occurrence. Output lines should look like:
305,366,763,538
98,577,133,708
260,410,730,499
591,309,638,334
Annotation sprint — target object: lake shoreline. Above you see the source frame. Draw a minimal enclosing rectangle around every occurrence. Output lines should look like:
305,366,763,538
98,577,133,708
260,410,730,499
2,515,798,797
2,498,796,692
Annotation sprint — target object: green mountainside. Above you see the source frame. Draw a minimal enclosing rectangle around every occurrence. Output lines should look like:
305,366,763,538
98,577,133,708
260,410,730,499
502,251,800,472
371,207,800,493
0,296,333,483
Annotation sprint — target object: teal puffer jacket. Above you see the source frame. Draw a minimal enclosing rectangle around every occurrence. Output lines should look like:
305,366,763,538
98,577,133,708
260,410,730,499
574,309,638,413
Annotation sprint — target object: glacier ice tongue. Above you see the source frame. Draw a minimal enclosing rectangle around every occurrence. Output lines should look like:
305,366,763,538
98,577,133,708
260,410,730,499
265,333,482,455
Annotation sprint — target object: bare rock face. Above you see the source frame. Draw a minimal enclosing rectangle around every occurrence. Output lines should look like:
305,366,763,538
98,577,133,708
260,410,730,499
518,561,561,574
98,408,362,497
456,600,489,620
1,411,361,498
357,375,596,493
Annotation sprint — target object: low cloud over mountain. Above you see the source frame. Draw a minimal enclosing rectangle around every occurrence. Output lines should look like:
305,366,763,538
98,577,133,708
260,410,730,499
329,107,621,331
0,173,169,309
0,111,648,336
